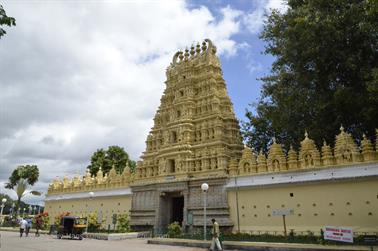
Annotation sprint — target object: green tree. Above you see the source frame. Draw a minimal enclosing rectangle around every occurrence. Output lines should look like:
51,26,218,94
0,4,16,39
87,146,136,176
243,0,378,152
5,165,41,213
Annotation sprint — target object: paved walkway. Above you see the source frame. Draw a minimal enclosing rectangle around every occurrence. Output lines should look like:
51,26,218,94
0,231,206,251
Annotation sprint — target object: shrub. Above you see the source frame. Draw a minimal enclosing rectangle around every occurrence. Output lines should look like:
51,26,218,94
116,213,130,233
54,211,70,226
167,221,182,238
87,212,101,232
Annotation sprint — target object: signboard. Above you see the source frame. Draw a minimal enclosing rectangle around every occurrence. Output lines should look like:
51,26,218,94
187,212,193,225
324,226,353,243
272,208,294,216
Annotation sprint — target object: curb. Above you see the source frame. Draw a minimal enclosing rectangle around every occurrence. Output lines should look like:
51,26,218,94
83,231,149,240
147,238,375,251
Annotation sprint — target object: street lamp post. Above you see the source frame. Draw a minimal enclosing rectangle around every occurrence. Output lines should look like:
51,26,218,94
10,203,15,217
201,183,209,241
1,198,7,227
86,191,94,233
1,198,7,216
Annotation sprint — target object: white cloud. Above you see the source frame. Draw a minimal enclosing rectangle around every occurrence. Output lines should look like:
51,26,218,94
0,1,244,204
243,0,288,34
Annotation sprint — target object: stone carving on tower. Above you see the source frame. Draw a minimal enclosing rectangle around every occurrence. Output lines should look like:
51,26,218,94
134,39,243,184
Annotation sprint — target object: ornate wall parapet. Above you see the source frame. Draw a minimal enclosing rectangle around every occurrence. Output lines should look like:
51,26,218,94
235,126,378,177
47,164,133,195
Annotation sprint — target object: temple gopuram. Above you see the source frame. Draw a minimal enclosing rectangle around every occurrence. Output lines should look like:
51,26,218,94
45,39,378,234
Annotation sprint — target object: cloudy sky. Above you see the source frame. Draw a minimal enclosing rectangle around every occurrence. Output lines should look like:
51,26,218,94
0,0,287,205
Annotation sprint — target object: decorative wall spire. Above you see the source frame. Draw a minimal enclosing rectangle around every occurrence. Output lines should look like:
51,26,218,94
334,125,360,164
257,150,267,173
287,145,298,170
109,164,117,179
299,131,321,168
267,138,287,172
321,140,334,166
361,134,376,161
96,167,105,184
238,146,257,174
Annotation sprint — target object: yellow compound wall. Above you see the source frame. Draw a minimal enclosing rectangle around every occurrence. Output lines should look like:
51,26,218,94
45,194,132,227
227,178,378,234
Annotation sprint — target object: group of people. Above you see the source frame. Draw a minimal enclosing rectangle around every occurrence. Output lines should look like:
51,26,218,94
19,215,43,237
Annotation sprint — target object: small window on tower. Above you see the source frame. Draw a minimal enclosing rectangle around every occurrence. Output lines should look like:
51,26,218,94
171,131,177,143
168,159,176,173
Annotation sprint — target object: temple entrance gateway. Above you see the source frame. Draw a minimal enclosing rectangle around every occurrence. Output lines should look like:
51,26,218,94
171,196,184,224
158,191,185,230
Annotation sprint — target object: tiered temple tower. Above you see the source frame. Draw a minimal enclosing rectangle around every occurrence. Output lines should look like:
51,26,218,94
130,39,243,231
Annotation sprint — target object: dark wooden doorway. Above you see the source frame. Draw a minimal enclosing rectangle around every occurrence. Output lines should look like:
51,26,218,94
171,196,184,224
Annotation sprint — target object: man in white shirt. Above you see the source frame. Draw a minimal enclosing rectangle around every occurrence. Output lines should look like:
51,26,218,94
210,218,222,251
19,218,28,237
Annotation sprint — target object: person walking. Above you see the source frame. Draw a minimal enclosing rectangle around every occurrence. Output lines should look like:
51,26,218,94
25,217,32,237
35,215,43,237
19,218,27,237
210,218,222,251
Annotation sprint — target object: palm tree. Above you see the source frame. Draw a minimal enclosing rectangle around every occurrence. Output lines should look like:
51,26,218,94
14,179,41,209
5,165,41,216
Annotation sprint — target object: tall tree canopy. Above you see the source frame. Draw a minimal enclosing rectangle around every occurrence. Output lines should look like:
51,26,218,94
5,165,39,189
5,165,40,212
87,145,136,176
243,0,378,152
0,4,16,39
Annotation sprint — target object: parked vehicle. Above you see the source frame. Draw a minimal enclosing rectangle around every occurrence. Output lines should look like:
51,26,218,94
57,216,86,240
